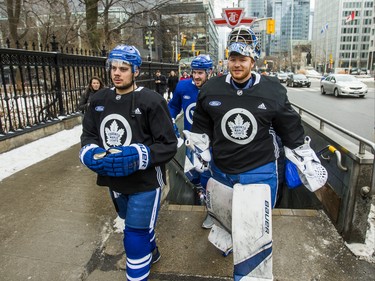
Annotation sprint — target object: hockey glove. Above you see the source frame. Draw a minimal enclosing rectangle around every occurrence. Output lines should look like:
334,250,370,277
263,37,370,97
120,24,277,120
285,159,303,189
183,130,211,173
284,136,328,192
103,144,151,177
172,118,184,148
79,144,107,175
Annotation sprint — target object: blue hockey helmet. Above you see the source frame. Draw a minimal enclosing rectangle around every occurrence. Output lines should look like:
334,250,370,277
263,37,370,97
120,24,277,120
191,54,213,71
227,26,261,61
106,45,142,73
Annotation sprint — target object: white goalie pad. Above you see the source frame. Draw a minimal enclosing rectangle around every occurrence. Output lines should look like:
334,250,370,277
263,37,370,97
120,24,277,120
206,177,233,232
208,224,233,256
232,183,273,281
284,136,328,192
206,178,234,256
206,178,274,280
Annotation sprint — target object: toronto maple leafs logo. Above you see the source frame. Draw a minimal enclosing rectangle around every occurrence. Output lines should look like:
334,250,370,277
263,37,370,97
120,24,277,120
100,114,132,149
228,114,250,139
221,108,257,145
105,120,124,146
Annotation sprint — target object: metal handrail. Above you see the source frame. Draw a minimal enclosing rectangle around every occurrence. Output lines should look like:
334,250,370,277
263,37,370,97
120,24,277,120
291,102,375,195
291,102,375,155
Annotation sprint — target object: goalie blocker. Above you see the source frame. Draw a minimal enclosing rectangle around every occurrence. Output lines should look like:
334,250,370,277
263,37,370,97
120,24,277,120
206,178,273,280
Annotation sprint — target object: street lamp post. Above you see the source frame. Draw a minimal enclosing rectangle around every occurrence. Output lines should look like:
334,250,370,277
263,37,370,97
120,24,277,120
147,20,157,61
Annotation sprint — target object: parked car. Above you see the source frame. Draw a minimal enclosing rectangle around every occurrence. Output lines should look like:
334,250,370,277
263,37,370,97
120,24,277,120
360,68,368,75
276,72,288,83
286,74,311,87
320,74,367,98
305,69,323,79
349,68,360,75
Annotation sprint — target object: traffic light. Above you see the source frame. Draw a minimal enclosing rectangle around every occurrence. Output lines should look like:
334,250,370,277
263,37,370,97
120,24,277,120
225,48,229,59
181,35,187,46
178,53,181,61
191,43,195,52
195,51,200,56
266,19,275,34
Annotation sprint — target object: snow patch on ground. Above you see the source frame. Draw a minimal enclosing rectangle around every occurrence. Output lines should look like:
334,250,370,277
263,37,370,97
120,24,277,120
0,125,82,181
345,203,375,263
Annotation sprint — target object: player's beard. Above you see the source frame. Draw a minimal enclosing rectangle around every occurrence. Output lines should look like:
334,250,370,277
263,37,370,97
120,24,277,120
114,79,134,91
230,67,251,82
194,78,205,88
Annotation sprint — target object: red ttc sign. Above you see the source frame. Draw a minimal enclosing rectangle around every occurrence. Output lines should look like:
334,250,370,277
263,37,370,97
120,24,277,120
213,8,255,28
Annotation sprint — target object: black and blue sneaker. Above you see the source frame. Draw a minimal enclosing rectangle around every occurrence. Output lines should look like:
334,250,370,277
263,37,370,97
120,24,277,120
151,247,161,264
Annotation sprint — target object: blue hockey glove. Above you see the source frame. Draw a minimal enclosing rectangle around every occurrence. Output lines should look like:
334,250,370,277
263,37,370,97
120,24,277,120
103,144,151,177
79,144,107,175
172,118,184,148
285,159,302,189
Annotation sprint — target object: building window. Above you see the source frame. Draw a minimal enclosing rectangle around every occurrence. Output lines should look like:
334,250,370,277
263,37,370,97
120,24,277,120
363,18,372,25
362,35,370,41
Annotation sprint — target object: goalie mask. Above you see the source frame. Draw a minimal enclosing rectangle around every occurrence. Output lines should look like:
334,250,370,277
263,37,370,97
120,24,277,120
106,45,142,73
227,26,261,61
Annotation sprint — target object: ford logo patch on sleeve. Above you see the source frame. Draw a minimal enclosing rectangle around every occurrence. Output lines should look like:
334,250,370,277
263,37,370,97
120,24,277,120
209,101,221,106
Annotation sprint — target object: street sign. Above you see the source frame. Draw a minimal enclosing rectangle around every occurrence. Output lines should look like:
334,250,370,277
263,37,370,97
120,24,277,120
212,8,255,27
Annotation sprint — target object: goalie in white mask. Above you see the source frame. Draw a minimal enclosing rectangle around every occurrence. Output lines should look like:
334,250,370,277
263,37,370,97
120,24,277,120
184,26,327,280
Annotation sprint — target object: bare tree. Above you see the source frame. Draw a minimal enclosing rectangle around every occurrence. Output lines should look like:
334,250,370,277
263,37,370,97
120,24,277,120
83,0,173,51
4,0,29,46
1,0,173,52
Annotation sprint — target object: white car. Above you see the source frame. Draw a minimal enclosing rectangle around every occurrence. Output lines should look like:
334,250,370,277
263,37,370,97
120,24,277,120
276,72,288,83
305,69,323,79
320,74,367,98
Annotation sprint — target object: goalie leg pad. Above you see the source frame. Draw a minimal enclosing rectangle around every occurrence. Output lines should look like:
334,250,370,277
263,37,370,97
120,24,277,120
208,224,233,256
206,177,233,232
232,183,273,281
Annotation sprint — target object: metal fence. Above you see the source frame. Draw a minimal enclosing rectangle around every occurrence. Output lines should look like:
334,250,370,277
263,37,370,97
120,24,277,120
0,43,178,140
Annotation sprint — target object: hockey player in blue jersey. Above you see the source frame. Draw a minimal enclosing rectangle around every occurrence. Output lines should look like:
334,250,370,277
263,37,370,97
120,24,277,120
168,54,213,132
185,26,327,280
168,54,214,228
79,45,177,281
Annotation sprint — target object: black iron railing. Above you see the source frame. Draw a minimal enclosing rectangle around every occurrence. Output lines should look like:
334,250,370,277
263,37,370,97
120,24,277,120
0,43,178,139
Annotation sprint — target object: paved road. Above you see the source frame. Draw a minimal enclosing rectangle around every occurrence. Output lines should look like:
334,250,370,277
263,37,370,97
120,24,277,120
285,79,375,141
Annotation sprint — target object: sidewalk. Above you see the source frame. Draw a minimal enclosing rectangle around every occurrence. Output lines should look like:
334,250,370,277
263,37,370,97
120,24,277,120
0,143,374,281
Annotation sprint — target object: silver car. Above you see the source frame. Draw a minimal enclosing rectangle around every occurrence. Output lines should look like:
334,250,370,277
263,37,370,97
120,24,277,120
276,72,288,83
320,74,367,98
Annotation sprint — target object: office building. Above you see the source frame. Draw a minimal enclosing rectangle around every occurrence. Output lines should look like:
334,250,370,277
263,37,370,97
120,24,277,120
160,0,219,65
312,0,373,72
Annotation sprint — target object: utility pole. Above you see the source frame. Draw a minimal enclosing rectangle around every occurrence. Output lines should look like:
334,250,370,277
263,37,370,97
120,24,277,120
146,18,157,61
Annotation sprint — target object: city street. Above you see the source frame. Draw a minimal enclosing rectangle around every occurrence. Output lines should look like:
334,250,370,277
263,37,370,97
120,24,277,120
284,78,375,141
